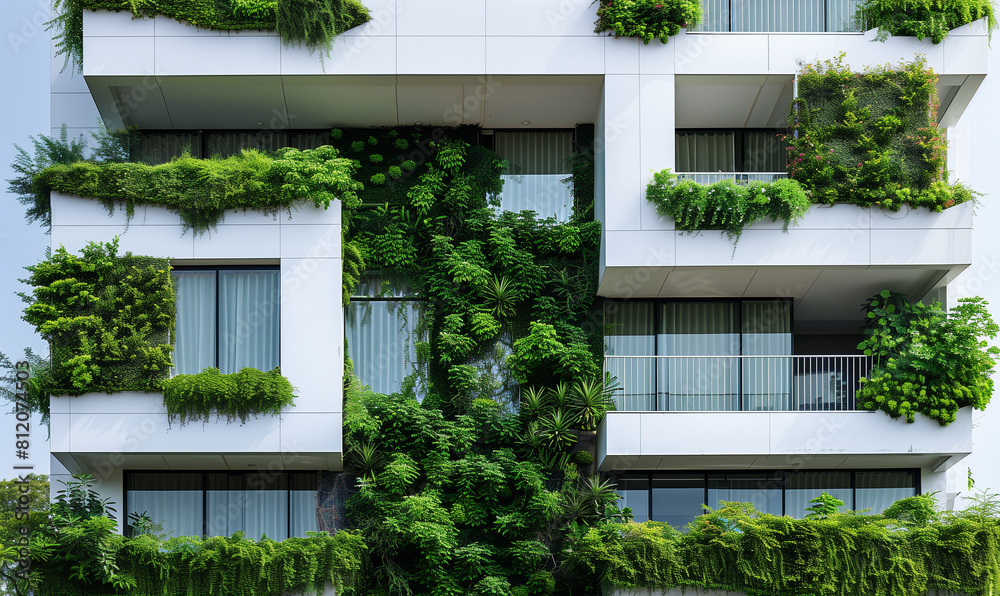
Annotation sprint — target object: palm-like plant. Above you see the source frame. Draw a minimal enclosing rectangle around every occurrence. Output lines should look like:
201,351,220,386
483,275,516,320
570,378,614,431
349,441,383,479
547,382,571,410
521,386,547,414
537,409,578,451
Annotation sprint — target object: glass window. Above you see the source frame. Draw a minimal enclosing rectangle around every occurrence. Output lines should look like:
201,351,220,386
784,471,852,519
126,472,319,539
172,268,280,376
707,473,783,516
675,130,786,175
652,475,705,528
493,130,573,222
346,274,423,396
617,475,650,522
856,471,917,514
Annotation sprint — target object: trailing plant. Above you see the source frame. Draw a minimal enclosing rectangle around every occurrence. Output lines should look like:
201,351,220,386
857,0,997,43
565,501,1000,595
162,367,296,425
0,474,49,596
49,0,370,73
645,169,810,240
787,55,975,210
857,290,1000,425
593,0,703,44
35,146,363,234
18,240,174,413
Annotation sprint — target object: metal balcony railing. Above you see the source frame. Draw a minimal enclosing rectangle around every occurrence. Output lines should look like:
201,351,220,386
604,355,872,412
675,172,789,185
695,0,865,33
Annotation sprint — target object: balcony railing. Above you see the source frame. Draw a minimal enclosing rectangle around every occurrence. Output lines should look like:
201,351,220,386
695,0,865,33
675,172,789,185
604,355,871,412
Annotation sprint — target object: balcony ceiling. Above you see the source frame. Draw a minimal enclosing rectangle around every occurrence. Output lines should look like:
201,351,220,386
87,74,604,131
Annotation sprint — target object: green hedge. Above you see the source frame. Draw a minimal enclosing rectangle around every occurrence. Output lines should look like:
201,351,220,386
645,170,811,241
20,240,174,411
162,367,296,424
51,0,370,72
36,146,362,234
787,55,974,211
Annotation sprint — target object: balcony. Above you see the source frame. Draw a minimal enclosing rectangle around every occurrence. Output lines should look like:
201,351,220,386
605,354,869,412
695,0,865,33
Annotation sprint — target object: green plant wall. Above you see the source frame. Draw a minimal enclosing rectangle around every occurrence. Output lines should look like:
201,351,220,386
19,240,174,413
787,55,974,211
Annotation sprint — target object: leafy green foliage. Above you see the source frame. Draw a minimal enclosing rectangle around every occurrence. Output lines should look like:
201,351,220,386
787,55,974,210
162,367,296,425
858,0,997,43
857,290,1000,424
804,492,845,519
49,0,370,73
36,146,362,234
567,499,1000,596
0,474,49,596
342,384,624,595
645,169,810,240
7,124,88,228
594,0,703,44
19,240,174,412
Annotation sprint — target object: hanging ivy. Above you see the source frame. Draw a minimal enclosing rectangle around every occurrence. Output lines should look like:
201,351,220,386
162,367,296,425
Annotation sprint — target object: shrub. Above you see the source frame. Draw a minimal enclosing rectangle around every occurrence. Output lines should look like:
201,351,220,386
594,0,703,44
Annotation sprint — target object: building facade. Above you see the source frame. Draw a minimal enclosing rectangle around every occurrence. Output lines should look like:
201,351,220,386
44,0,1000,538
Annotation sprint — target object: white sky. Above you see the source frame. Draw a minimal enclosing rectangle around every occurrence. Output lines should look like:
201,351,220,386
0,0,57,478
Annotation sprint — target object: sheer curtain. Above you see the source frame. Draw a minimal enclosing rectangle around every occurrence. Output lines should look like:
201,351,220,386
856,471,917,514
743,131,785,172
218,270,280,374
495,131,573,222
675,132,734,172
346,300,421,395
207,490,288,540
741,301,792,411
172,271,217,376
604,302,656,411
707,473,782,515
784,471,852,518
126,473,203,538
658,302,740,411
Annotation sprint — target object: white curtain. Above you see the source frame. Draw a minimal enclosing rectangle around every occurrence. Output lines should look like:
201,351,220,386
207,490,289,540
741,301,792,411
707,474,782,515
744,131,786,172
218,270,280,374
675,132,735,172
346,300,421,395
494,131,573,222
659,303,740,412
290,490,318,538
604,302,657,411
126,473,204,538
172,271,217,376
498,175,572,222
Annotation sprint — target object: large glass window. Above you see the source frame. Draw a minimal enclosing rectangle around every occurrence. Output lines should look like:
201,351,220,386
172,268,280,376
605,300,791,411
126,472,318,539
618,470,918,528
346,274,423,396
675,129,786,175
493,130,573,222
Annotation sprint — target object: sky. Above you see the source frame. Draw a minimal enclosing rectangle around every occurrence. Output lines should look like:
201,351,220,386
0,0,58,478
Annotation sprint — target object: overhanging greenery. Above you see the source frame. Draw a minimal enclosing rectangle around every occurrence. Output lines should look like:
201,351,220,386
645,171,811,241
593,0,703,44
568,498,1000,596
858,0,997,43
18,240,174,415
50,0,371,73
788,55,974,211
162,367,296,425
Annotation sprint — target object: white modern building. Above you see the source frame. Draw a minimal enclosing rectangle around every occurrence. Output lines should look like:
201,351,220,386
43,0,1000,537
